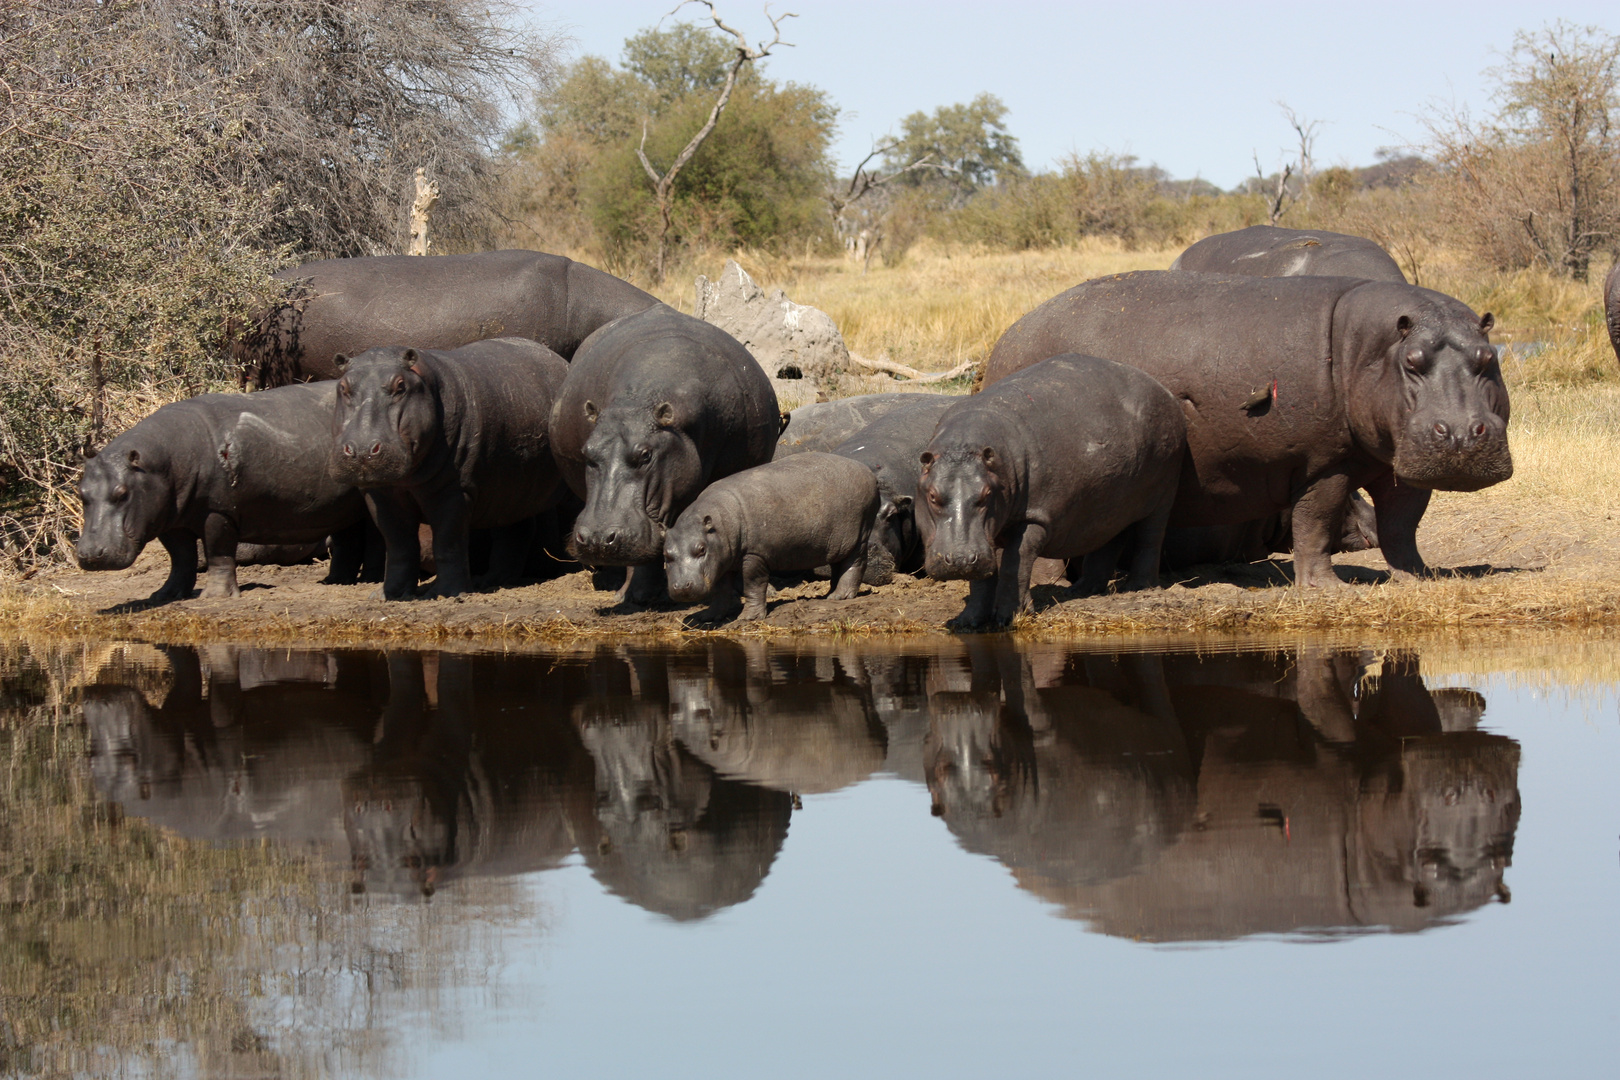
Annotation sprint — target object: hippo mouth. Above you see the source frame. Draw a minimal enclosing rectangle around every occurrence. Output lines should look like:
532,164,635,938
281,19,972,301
923,547,998,581
570,514,667,566
76,535,144,572
1393,446,1514,492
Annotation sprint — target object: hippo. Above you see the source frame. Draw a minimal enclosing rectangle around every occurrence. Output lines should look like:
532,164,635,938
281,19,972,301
232,250,658,387
1160,489,1379,570
830,394,959,582
76,382,369,602
1607,261,1620,366
330,338,568,599
984,271,1512,586
775,392,951,457
552,305,779,603
663,452,879,621
918,354,1186,627
1173,225,1407,283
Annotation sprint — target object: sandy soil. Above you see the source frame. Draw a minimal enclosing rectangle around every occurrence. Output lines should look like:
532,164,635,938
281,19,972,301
12,489,1620,644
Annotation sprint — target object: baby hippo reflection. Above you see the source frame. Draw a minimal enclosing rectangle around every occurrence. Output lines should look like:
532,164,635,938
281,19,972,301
924,649,1195,891
666,642,886,795
571,660,792,922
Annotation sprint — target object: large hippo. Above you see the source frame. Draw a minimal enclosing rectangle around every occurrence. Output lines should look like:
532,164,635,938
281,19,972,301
663,453,879,621
76,382,369,602
984,271,1512,586
233,250,659,387
775,392,950,457
919,354,1186,627
1173,225,1407,283
553,305,779,603
1606,260,1620,366
331,338,568,599
831,394,959,581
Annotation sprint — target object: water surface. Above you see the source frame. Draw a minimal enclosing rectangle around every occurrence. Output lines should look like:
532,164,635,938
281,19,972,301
1,637,1612,1078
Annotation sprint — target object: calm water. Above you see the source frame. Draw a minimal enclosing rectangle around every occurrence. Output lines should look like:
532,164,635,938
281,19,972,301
1,637,1614,1078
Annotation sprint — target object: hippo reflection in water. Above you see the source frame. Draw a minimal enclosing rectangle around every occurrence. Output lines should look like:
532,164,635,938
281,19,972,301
925,644,1519,940
568,646,793,922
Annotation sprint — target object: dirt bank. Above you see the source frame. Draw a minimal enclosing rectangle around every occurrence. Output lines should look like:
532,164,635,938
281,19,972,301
8,485,1620,647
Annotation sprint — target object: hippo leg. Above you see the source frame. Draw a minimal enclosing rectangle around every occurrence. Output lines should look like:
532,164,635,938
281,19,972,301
739,554,771,620
476,517,536,590
1289,473,1354,588
322,520,367,585
199,513,242,599
827,548,866,601
991,522,1045,624
367,491,422,601
150,531,200,603
1121,494,1174,592
425,495,474,598
949,578,998,630
699,570,746,622
1364,474,1432,580
620,563,668,606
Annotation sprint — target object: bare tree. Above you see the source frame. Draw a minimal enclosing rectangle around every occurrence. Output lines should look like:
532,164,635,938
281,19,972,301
1251,103,1320,225
826,140,949,273
1424,22,1620,280
637,2,796,281
1281,102,1322,207
1253,153,1297,225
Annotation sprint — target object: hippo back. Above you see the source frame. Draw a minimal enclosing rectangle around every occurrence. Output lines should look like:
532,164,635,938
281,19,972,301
776,392,946,457
1173,225,1406,283
239,250,657,386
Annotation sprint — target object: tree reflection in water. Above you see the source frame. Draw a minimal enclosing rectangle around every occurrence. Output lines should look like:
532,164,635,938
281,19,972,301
0,636,1521,1071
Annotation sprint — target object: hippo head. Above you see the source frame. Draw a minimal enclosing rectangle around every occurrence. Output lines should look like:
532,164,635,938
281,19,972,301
76,443,174,571
573,400,705,566
867,487,915,581
917,445,1012,580
342,768,454,898
663,505,738,603
1339,285,1512,491
330,347,439,486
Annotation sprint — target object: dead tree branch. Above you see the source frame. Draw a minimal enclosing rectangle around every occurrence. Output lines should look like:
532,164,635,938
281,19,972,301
636,1,796,281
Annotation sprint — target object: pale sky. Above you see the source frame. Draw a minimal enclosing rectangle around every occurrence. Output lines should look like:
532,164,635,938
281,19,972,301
520,1,1619,189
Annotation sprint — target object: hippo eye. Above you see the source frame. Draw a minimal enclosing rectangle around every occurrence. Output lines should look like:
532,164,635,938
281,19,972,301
693,543,706,558
338,379,351,397
927,490,944,510
389,376,405,394
1403,349,1426,372
636,447,653,467
112,484,129,503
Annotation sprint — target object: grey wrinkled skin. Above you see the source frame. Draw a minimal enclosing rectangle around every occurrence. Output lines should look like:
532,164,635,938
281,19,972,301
233,250,657,387
331,338,568,600
775,392,950,458
76,382,367,603
1606,261,1620,367
830,394,958,582
1172,225,1407,283
551,305,778,604
663,452,879,621
1160,488,1379,570
985,271,1511,587
917,354,1186,628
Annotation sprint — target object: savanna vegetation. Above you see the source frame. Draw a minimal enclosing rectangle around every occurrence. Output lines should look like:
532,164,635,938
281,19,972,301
1,4,1618,574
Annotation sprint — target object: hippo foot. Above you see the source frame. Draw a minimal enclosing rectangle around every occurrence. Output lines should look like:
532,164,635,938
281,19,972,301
736,601,769,621
146,584,194,605
198,580,241,600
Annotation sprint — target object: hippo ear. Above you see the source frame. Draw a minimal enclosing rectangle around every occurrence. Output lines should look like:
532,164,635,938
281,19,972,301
1479,312,1495,334
401,348,425,376
1396,315,1414,339
893,495,913,512
981,447,996,465
654,402,676,428
82,445,99,461
333,353,350,370
919,451,934,469
702,514,716,534
583,400,599,425
126,449,142,471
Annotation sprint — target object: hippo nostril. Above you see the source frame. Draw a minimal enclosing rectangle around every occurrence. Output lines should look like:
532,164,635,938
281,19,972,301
1433,421,1450,437
1471,422,1487,438
603,530,619,547
342,443,355,457
369,442,382,456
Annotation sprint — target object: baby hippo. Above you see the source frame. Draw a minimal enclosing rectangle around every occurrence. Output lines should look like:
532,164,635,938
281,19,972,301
664,453,879,621
918,353,1186,627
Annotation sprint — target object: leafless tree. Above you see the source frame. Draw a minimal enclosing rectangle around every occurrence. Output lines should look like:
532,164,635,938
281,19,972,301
636,1,796,281
1251,103,1320,225
826,140,950,273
